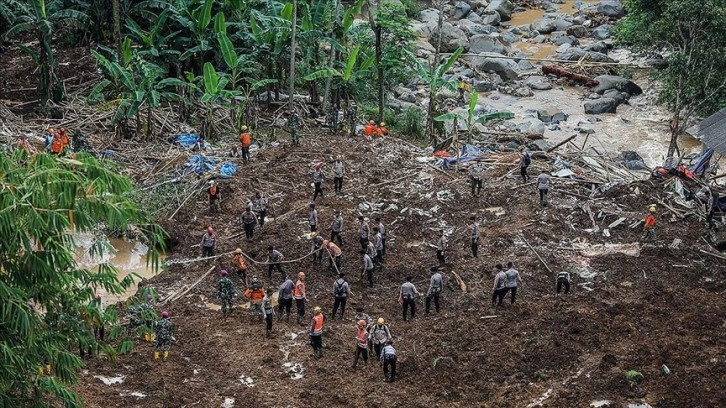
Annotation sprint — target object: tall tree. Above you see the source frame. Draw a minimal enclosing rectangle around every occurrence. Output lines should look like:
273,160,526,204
425,0,447,145
288,0,298,108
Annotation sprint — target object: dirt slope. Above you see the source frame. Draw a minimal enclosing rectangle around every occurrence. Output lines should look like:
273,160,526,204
75,135,726,408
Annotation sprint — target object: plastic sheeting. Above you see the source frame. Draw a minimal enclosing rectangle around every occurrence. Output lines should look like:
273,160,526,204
172,134,203,148
441,144,491,168
219,162,237,178
185,155,216,175
689,147,714,175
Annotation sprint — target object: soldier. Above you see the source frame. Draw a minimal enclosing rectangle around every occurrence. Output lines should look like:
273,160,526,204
333,156,345,194
127,294,154,336
263,288,275,337
217,269,236,317
253,192,268,228
241,207,258,241
288,111,300,145
330,209,344,247
469,216,480,258
153,311,175,361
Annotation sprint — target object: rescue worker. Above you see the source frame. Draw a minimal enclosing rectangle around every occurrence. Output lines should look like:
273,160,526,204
333,156,345,194
127,294,154,336
641,205,657,241
325,240,342,271
519,146,531,183
217,269,236,317
309,203,319,232
354,307,373,329
435,230,447,265
239,125,251,163
369,317,392,360
358,216,370,250
399,276,421,321
253,192,268,228
491,264,508,307
366,239,378,269
362,250,375,288
346,104,358,137
380,340,397,382
504,261,522,304
310,233,324,264
376,122,389,137
294,272,308,325
556,271,571,295
287,111,300,145
262,288,275,337
469,160,485,196
266,245,285,280
278,275,295,321
207,180,221,213
330,209,344,247
153,311,175,361
45,128,55,151
200,227,216,258
426,266,443,315
241,207,258,240
58,127,70,152
309,306,324,358
457,76,470,103
469,216,480,258
372,226,384,264
331,272,350,319
312,163,325,201
50,130,64,154
353,320,369,368
230,248,248,283
375,217,386,256
244,277,265,319
537,172,551,206
364,120,376,136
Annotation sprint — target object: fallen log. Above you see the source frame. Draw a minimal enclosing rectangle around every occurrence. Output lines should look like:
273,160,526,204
547,134,579,153
450,270,468,292
542,64,599,87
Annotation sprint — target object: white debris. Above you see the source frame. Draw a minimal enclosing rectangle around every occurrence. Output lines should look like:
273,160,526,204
239,375,254,387
222,397,235,408
119,390,146,398
282,362,305,380
94,375,125,385
590,399,611,407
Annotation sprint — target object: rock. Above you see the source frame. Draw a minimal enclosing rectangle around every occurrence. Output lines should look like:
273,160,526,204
556,43,572,53
582,41,609,54
429,23,469,53
469,0,490,10
469,34,508,54
557,48,615,63
618,151,644,162
485,0,514,21
591,75,642,95
533,34,547,43
537,109,552,123
530,139,553,151
457,21,497,36
554,17,573,31
597,0,625,18
592,24,611,40
572,15,588,25
513,87,534,97
464,53,519,80
411,22,435,37
603,89,627,105
542,1,558,12
517,119,545,135
531,16,558,34
625,160,648,170
551,31,578,46
419,8,440,24
517,59,535,70
502,31,519,43
551,112,568,123
479,9,502,25
399,92,418,103
524,75,553,90
387,98,417,110
584,98,618,114
474,75,503,92
414,39,437,56
453,1,472,19
459,68,475,78
467,12,483,24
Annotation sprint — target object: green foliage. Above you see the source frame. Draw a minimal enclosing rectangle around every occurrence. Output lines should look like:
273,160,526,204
399,0,424,18
375,2,416,89
0,149,165,407
626,370,644,382
398,107,426,140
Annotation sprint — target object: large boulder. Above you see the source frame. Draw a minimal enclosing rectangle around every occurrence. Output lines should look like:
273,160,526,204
597,0,625,18
411,22,435,37
485,0,514,21
603,89,627,105
583,41,609,54
557,47,615,63
464,53,519,80
524,75,553,90
554,17,573,31
479,9,502,25
453,1,472,19
457,20,498,35
592,24,612,40
531,16,558,33
591,75,643,95
469,34,508,54
414,39,437,57
467,12,483,24
419,8,440,24
429,23,469,52
551,31,578,46
584,98,618,114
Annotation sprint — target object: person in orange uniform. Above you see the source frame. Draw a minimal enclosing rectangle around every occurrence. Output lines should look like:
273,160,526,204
352,319,369,368
239,125,251,163
363,120,376,136
324,240,342,271
376,122,389,137
230,248,248,283
641,205,657,241
243,277,266,319
58,127,70,152
294,272,308,325
50,131,64,154
309,306,324,358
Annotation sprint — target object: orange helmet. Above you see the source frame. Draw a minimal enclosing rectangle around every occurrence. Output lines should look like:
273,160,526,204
315,162,322,170
322,240,329,246
207,227,213,233
297,272,305,279
357,320,366,328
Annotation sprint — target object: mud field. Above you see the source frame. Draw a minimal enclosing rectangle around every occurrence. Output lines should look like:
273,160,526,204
72,135,726,408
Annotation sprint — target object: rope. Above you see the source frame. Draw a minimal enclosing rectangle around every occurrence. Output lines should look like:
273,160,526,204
165,247,326,266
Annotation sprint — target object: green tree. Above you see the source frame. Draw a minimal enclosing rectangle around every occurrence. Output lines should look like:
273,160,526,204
618,0,726,158
0,149,165,407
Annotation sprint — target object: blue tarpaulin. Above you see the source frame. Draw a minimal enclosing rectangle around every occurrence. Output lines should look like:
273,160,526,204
689,148,714,176
219,162,237,178
173,134,202,148
442,144,489,168
185,155,216,175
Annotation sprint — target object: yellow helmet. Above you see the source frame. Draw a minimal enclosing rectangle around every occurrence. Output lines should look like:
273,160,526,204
379,122,386,127
313,306,322,313
377,317,384,324
310,232,317,238
235,248,242,254
649,206,656,213
240,125,248,131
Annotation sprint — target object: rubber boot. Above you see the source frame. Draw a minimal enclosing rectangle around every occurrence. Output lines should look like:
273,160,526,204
154,351,159,360
38,367,44,375
163,351,169,361
266,329,271,338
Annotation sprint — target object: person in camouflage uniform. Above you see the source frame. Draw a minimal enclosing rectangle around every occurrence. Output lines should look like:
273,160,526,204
127,293,154,337
346,104,358,137
153,310,175,361
217,269,236,317
287,111,300,145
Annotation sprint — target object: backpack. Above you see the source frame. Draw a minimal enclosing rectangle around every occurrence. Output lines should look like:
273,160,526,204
524,154,531,167
334,280,346,297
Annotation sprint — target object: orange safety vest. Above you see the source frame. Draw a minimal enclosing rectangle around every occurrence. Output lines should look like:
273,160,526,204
311,314,323,335
356,327,368,348
209,185,218,196
50,136,63,153
244,287,265,301
327,243,341,257
644,214,656,227
59,133,69,149
294,280,306,299
375,126,388,137
363,124,376,136
230,254,247,270
239,132,251,147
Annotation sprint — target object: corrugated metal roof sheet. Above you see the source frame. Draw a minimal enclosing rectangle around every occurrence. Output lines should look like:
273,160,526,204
687,108,726,155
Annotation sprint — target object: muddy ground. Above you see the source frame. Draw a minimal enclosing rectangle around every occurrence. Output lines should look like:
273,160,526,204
70,134,726,408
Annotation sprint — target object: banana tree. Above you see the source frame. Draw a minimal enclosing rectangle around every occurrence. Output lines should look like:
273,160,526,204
185,62,243,140
173,0,215,72
434,92,514,142
3,0,89,104
124,9,181,72
248,3,292,104
303,43,375,108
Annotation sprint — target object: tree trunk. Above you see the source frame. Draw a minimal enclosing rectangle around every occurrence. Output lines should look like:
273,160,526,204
426,0,446,146
323,0,341,112
112,0,121,56
288,0,298,108
375,24,384,123
146,105,153,140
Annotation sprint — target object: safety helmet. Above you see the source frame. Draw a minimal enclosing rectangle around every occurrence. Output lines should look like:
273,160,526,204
235,248,242,254
310,232,317,238
59,127,66,132
369,120,375,125
315,162,322,170
146,294,153,300
313,306,322,313
322,240,329,246
161,311,169,318
377,317,384,325
207,227,213,233
649,206,656,213
379,122,386,127
298,272,305,279
357,320,366,328
221,269,228,276
336,155,342,160
48,128,55,134
241,125,248,131
209,180,215,185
